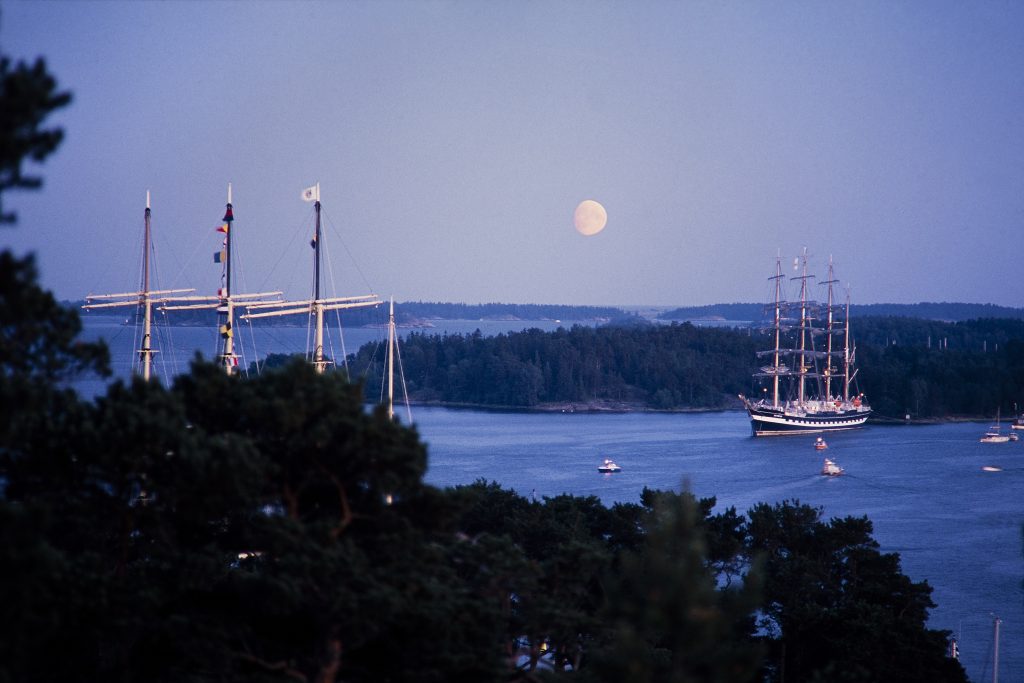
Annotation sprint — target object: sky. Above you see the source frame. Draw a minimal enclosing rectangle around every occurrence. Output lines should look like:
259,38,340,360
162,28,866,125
2,0,1023,308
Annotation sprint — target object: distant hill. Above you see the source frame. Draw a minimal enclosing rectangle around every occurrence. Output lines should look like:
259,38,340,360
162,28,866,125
658,302,1024,323
72,297,1024,327
73,299,627,327
395,301,625,321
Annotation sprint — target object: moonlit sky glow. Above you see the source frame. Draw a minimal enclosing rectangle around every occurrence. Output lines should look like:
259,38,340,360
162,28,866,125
3,1,1023,307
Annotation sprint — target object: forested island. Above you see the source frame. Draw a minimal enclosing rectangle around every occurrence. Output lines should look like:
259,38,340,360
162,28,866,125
351,317,1024,419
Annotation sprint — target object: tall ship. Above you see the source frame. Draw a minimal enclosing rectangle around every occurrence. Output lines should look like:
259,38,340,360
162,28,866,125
740,251,870,436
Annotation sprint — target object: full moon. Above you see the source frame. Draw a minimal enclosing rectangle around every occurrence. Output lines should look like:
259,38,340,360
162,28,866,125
573,199,608,236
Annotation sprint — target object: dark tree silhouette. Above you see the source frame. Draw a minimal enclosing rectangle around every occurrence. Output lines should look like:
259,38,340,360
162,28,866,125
0,54,71,223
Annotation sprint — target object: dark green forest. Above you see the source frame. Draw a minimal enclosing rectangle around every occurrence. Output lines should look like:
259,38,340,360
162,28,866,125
353,318,1024,419
356,324,758,409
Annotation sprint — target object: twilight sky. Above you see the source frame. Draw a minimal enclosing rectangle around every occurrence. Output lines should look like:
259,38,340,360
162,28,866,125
3,1,1023,307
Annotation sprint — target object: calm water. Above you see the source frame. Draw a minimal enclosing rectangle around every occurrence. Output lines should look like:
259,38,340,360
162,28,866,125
415,408,1023,683
77,316,1022,681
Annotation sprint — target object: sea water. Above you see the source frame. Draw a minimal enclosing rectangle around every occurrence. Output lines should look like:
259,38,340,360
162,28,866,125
75,316,1022,681
415,407,1023,683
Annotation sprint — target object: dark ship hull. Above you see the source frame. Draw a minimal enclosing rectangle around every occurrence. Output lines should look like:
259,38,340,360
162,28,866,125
745,402,870,436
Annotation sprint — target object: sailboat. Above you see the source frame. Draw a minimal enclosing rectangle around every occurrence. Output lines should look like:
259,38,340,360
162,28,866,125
1010,404,1024,430
238,183,381,374
83,191,195,381
980,410,1010,443
739,251,871,436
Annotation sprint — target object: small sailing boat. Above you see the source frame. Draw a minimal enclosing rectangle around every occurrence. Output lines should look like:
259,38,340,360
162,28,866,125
598,458,622,473
980,410,1010,443
1011,404,1024,430
821,458,844,476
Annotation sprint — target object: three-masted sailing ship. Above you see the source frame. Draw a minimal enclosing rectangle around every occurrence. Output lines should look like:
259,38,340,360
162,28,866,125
740,251,871,436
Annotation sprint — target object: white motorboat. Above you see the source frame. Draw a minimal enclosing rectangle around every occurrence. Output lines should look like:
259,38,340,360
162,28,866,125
821,458,844,476
598,458,622,473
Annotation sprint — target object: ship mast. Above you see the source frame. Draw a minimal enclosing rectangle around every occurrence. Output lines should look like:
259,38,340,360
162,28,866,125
769,256,784,408
240,183,381,374
142,191,153,379
843,287,854,400
83,191,194,381
992,614,1001,683
820,256,839,401
791,249,815,404
313,189,326,372
159,184,282,374
220,183,236,373
387,296,395,419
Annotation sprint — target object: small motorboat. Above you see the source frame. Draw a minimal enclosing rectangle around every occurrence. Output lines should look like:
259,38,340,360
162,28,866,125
814,437,828,451
598,458,622,473
821,458,844,476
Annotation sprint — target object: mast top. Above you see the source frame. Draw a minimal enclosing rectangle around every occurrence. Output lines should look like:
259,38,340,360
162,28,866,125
223,183,235,222
146,190,150,210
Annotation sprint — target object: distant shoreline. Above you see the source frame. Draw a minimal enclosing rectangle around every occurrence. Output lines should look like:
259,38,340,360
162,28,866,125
401,399,996,424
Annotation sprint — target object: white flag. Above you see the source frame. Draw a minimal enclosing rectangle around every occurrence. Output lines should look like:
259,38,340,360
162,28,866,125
301,185,318,202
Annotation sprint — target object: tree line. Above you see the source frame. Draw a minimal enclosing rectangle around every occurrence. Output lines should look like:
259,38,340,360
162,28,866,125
660,301,1024,322
355,323,760,409
352,317,1024,418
